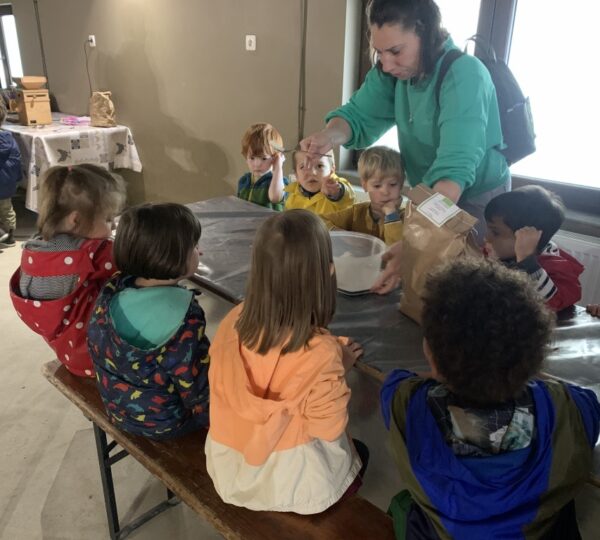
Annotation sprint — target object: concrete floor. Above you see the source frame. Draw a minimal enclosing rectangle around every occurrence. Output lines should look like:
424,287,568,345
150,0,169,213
1,195,599,539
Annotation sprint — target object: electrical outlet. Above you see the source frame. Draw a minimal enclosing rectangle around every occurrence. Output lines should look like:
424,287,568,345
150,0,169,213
87,35,96,47
245,34,256,51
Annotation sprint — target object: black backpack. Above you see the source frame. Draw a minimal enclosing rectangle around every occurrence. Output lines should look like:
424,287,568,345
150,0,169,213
435,35,536,166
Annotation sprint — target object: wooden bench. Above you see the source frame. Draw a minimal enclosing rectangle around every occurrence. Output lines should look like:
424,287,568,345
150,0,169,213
42,360,394,540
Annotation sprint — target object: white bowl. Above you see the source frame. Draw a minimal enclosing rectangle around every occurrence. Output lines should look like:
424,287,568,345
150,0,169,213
330,231,386,293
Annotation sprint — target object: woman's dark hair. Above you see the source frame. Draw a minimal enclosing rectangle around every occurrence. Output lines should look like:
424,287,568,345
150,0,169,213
367,0,448,76
422,258,554,406
114,203,201,280
484,186,565,252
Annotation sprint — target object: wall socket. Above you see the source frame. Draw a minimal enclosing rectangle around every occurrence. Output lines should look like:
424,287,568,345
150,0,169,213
87,35,96,47
245,34,256,51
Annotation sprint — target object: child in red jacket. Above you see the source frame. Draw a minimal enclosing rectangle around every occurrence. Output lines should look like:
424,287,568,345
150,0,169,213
484,186,583,312
10,164,126,376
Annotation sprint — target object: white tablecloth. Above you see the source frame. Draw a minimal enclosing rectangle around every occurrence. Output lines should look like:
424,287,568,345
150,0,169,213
2,113,142,211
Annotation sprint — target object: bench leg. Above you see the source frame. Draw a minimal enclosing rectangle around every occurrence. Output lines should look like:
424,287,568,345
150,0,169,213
92,423,181,540
94,423,121,540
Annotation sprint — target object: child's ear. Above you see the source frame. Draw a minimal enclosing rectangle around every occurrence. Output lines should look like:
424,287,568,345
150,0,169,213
360,178,369,191
63,210,81,232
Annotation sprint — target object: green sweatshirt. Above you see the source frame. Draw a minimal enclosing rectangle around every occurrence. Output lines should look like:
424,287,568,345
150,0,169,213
326,38,510,201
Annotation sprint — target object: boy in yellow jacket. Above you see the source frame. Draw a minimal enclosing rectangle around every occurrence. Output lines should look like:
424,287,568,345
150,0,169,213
322,146,405,246
285,149,355,214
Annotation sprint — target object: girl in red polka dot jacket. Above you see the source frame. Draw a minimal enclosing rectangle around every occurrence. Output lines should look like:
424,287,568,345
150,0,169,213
10,164,126,377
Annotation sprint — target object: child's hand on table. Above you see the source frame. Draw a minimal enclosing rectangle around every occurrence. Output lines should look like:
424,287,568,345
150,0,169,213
371,241,403,295
515,227,542,262
587,304,600,318
341,338,363,371
382,200,401,218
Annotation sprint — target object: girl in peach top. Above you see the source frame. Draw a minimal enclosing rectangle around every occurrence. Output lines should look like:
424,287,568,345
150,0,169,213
205,209,367,514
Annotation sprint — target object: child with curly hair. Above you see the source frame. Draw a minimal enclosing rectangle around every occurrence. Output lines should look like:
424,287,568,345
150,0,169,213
381,258,600,539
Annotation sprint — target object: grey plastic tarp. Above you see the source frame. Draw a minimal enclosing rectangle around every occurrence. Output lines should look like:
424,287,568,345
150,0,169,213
188,196,600,482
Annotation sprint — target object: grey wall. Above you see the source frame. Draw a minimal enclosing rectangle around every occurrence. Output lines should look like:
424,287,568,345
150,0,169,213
12,0,357,204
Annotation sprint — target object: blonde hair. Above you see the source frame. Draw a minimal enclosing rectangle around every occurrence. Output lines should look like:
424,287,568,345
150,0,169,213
292,148,336,170
241,123,283,157
37,164,126,240
358,146,404,183
235,210,337,354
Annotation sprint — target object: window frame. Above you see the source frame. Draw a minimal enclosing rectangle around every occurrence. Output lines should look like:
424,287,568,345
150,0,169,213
0,4,14,89
0,4,20,90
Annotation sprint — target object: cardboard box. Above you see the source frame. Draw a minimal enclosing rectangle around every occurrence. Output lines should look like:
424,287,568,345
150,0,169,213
13,76,47,90
16,89,52,125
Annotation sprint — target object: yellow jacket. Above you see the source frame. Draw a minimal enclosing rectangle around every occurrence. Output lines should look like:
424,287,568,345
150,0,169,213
321,201,403,246
284,174,355,215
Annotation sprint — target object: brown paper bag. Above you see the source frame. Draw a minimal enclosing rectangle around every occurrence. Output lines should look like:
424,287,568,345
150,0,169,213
90,91,116,127
399,185,482,323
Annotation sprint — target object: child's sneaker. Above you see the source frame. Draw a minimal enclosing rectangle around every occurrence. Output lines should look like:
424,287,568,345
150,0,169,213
0,229,15,247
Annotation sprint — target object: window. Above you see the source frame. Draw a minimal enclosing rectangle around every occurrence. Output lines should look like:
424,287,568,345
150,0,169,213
0,6,23,88
508,1,599,188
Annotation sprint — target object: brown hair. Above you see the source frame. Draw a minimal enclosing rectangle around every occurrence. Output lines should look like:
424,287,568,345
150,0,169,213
114,203,201,280
241,123,283,157
37,164,126,240
292,148,336,170
0,101,6,123
236,209,337,354
358,146,404,183
422,258,554,405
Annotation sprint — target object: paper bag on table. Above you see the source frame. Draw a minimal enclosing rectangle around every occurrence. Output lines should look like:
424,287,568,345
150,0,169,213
90,91,116,127
399,184,482,324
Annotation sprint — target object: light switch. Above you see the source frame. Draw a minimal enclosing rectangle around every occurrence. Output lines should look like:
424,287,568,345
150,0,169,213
245,35,256,51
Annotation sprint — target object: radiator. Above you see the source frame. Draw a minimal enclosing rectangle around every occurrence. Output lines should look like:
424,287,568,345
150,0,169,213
554,230,600,305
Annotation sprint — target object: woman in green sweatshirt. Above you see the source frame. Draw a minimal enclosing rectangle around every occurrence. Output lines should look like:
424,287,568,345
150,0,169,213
301,0,510,290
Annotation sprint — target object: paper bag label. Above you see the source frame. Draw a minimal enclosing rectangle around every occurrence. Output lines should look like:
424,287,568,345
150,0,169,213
416,192,461,227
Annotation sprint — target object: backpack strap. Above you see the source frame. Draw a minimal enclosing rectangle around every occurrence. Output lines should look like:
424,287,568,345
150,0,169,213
434,49,464,108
